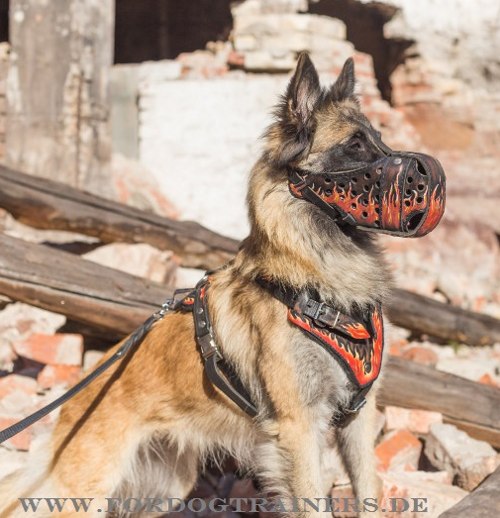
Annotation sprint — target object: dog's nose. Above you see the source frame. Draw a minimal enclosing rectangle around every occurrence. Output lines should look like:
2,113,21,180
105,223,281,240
401,152,446,236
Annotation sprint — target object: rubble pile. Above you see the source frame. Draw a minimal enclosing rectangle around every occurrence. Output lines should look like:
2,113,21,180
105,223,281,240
0,1,499,517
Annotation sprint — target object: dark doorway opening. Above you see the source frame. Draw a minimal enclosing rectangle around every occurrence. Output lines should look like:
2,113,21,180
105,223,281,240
0,0,8,43
114,0,233,64
309,0,413,102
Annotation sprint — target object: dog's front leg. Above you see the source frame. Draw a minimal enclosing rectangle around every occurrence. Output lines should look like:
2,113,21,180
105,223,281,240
336,391,382,518
256,417,333,518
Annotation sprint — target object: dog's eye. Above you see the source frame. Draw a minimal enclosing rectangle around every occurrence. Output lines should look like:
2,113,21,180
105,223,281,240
348,133,365,151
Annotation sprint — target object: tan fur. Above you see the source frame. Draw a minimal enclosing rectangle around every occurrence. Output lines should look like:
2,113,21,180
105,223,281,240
0,55,391,518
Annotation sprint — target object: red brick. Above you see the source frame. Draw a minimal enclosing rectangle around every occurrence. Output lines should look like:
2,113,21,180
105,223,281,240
385,406,443,435
388,338,408,357
0,416,32,450
0,374,38,398
13,333,83,366
376,430,422,472
401,346,438,366
37,364,81,389
478,373,499,388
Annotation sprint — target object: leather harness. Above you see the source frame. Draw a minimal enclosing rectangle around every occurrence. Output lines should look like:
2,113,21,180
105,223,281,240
0,273,384,444
182,274,384,426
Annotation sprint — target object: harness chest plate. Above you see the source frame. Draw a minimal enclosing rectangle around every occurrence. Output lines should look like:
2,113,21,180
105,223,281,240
287,304,384,388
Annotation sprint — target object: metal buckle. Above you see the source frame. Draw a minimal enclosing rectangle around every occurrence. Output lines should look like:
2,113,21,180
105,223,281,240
346,396,367,414
304,299,324,320
303,299,340,329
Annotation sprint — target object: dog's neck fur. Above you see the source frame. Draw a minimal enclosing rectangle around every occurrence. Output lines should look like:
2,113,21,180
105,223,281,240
230,54,393,313
233,159,392,313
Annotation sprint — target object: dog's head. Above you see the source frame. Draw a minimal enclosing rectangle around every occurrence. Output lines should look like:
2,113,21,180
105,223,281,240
259,53,446,238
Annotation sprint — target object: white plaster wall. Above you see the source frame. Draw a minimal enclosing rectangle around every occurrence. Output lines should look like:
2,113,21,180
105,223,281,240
379,0,500,86
139,75,289,239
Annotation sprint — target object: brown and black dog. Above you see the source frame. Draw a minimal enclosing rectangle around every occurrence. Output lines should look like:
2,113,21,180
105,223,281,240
1,53,442,518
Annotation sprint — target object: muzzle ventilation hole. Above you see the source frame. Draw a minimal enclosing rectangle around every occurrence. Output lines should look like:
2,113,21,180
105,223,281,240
416,162,427,176
325,176,332,183
417,184,425,191
407,176,413,183
407,212,424,231
364,173,371,179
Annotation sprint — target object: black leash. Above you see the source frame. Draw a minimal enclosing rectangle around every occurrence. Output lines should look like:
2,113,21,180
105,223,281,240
0,296,180,445
0,281,258,446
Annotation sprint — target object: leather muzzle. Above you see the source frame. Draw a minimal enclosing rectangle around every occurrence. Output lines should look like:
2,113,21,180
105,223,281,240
289,152,446,237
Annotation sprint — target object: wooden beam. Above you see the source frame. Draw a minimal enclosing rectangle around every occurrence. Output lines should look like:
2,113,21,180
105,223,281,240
1,164,500,344
0,233,499,446
6,0,115,195
0,165,237,270
388,289,500,346
0,233,170,334
438,466,500,517
378,356,500,448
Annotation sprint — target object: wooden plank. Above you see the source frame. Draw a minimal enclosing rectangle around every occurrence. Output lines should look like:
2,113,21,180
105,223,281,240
1,164,500,344
0,233,171,334
0,234,499,446
0,165,237,270
378,356,500,448
388,288,500,346
439,466,500,517
6,0,115,195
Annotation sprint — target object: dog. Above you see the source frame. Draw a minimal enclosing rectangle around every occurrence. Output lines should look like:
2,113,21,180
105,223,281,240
0,52,445,518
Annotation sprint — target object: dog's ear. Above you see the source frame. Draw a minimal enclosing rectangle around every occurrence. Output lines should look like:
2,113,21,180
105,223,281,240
285,52,322,129
267,53,321,166
330,58,357,102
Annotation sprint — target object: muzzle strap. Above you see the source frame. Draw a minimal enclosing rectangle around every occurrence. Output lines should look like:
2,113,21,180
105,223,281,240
289,169,357,225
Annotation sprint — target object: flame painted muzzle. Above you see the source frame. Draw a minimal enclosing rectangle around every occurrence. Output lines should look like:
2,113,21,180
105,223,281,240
289,152,446,237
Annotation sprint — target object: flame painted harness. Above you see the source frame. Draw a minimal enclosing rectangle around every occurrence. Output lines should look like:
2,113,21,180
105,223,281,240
180,274,385,425
0,273,382,444
0,151,445,442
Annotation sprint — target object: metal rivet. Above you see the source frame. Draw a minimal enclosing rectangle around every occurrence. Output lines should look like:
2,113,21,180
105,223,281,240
199,321,206,328
394,157,402,165
197,307,204,314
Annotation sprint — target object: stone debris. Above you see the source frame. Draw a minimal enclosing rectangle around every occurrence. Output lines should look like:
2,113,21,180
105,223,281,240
0,1,499,517
375,429,422,472
384,407,443,435
84,243,177,285
424,423,500,491
13,333,83,367
379,470,468,518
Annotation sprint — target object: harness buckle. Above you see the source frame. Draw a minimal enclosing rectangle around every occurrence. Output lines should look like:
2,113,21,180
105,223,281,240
303,299,340,329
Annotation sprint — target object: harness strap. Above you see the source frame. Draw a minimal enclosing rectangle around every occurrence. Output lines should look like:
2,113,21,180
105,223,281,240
256,276,379,425
288,169,357,226
193,278,258,417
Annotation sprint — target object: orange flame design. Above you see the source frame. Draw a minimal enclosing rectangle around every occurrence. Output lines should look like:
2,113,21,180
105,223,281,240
381,183,401,230
416,186,445,236
287,307,384,387
340,322,371,340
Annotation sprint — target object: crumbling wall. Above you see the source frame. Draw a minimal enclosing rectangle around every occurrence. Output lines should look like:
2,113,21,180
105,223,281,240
125,5,419,239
